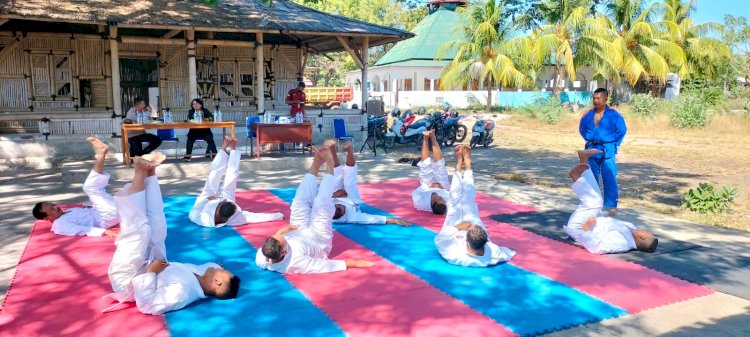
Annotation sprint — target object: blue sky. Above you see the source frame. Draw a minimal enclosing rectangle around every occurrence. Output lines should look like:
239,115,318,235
691,0,750,24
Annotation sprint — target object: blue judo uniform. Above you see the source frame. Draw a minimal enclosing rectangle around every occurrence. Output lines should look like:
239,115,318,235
579,105,627,209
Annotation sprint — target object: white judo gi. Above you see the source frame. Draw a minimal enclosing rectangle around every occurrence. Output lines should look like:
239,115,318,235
412,157,451,212
255,173,347,274
434,170,516,267
105,175,218,315
51,170,120,236
189,149,282,227
331,164,387,225
565,168,637,254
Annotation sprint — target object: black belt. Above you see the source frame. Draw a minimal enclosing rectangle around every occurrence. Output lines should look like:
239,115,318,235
585,140,617,164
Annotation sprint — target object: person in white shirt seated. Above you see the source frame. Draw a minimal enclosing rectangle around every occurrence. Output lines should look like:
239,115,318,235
123,97,162,157
434,145,516,267
189,137,283,228
32,137,120,237
327,140,410,226
565,149,658,254
256,145,374,274
104,152,239,315
412,130,449,215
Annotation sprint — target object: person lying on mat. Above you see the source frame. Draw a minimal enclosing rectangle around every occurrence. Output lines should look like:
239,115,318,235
327,139,411,226
564,149,658,254
256,146,374,274
189,136,283,228
434,145,516,267
412,129,449,215
104,152,240,315
32,137,120,237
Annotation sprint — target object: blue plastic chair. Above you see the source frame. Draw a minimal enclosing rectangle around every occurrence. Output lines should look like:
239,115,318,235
246,116,261,156
156,128,179,155
333,118,354,142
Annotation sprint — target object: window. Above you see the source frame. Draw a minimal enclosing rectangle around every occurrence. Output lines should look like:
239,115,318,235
31,54,72,98
404,78,413,91
238,61,254,98
424,78,431,91
219,61,235,98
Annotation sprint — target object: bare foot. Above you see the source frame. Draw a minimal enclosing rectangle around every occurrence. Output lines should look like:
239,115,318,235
454,144,464,157
134,156,156,171
341,141,352,152
577,149,603,164
608,208,618,217
323,139,337,150
422,129,433,137
87,137,109,160
462,144,472,157
221,136,231,151
229,138,238,150
141,151,166,166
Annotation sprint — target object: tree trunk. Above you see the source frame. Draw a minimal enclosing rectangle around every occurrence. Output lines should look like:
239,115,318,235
552,65,562,98
486,79,492,114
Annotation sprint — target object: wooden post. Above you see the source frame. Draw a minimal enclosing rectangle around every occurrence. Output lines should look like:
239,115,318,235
109,25,122,116
256,32,264,114
361,37,369,112
187,29,198,100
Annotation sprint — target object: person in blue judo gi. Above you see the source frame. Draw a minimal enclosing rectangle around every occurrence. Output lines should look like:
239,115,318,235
578,88,627,217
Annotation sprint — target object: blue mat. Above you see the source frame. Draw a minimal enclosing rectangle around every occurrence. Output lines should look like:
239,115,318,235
271,188,627,336
162,195,344,337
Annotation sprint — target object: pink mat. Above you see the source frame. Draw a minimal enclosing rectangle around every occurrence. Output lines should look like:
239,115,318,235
358,178,714,313
233,190,517,337
0,205,167,337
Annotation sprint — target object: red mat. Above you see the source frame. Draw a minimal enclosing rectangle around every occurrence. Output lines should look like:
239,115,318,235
0,205,167,337
358,178,714,313
233,190,517,337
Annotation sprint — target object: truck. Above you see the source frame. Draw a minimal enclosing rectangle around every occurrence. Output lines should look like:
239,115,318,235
304,87,354,108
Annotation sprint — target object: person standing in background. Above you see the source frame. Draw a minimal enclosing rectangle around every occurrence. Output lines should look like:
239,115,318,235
578,88,627,217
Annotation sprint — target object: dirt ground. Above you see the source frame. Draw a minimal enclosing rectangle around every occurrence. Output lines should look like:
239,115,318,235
396,108,750,231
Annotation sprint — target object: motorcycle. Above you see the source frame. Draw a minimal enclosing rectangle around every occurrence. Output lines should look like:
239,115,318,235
469,117,495,148
385,109,432,149
441,112,467,146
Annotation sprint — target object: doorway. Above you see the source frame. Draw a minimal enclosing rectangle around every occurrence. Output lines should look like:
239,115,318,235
119,58,158,112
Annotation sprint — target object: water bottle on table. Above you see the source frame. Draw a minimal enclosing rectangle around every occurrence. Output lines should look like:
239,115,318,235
165,108,173,124
195,109,203,123
214,105,222,122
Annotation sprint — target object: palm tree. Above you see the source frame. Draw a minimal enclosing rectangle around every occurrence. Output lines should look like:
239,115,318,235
606,0,686,89
532,0,623,96
658,0,731,84
437,0,529,113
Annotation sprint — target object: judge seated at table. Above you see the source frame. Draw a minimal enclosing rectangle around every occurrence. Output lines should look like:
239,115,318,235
123,97,162,157
182,98,218,162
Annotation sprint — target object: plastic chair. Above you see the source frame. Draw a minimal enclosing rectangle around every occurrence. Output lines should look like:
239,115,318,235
246,116,261,156
156,129,179,156
333,118,354,142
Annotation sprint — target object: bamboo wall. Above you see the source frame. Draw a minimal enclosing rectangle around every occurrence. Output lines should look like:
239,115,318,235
0,31,304,133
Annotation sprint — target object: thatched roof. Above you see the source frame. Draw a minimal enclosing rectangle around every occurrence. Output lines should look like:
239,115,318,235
0,0,413,53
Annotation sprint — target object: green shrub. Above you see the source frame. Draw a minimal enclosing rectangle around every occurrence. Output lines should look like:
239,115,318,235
631,93,658,118
514,96,570,124
538,97,568,124
728,86,749,100
698,87,724,106
671,95,710,128
681,183,737,214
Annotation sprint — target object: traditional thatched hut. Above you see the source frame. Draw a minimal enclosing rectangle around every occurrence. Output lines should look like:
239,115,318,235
0,0,412,135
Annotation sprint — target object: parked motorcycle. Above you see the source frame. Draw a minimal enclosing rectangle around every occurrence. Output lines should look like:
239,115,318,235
385,109,432,149
441,113,467,146
469,117,495,148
